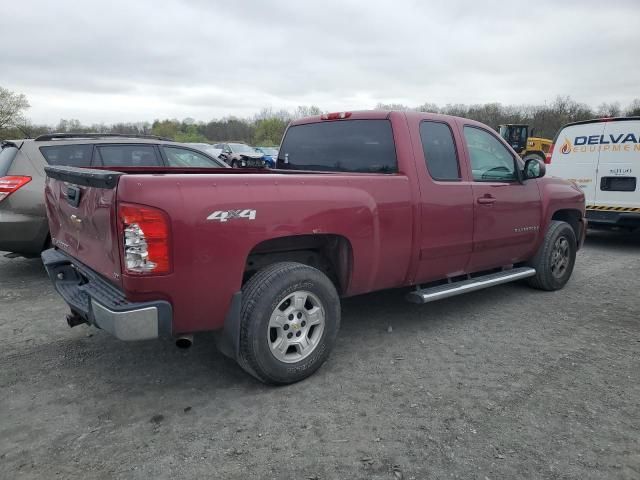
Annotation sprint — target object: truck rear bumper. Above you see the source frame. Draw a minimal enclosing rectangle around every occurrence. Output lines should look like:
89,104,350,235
586,209,640,229
42,248,172,340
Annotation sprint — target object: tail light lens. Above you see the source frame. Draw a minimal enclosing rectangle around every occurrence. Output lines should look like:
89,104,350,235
545,144,554,164
0,176,31,202
118,203,171,275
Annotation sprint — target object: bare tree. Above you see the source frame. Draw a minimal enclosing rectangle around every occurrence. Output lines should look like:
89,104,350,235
292,105,322,119
625,99,640,117
375,102,412,111
416,102,440,113
596,102,621,117
0,86,30,130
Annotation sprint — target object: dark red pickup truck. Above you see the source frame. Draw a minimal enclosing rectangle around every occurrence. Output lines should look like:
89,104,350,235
42,110,586,384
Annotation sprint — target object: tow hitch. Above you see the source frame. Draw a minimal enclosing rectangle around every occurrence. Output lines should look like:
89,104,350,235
66,312,87,328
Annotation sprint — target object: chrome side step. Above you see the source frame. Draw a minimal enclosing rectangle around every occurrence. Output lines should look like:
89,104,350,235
406,267,536,304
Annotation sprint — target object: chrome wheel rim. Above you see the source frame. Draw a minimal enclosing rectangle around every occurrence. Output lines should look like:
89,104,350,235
267,290,325,363
550,236,570,278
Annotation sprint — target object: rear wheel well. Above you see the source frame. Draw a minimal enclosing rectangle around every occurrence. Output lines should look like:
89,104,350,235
551,209,582,245
244,235,352,294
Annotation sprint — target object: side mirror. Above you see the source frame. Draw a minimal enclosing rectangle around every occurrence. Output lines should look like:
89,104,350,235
523,158,546,180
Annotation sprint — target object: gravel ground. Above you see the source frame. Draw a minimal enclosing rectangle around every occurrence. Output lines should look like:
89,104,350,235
1,230,639,480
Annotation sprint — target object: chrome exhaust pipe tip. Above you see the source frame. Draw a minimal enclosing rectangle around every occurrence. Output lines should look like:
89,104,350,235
175,335,193,349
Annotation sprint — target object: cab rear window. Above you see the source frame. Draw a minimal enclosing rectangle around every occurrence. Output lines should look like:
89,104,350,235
40,145,93,167
277,119,397,173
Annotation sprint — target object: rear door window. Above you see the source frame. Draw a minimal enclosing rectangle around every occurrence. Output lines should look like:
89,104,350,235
600,176,636,192
278,119,397,173
39,145,93,167
95,145,161,167
420,121,460,180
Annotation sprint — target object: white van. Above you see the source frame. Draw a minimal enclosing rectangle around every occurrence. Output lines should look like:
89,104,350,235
546,117,640,229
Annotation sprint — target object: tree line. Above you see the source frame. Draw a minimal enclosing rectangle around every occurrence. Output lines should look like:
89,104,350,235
1,86,639,144
376,97,640,140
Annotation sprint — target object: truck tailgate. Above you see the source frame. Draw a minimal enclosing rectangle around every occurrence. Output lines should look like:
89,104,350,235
44,166,123,287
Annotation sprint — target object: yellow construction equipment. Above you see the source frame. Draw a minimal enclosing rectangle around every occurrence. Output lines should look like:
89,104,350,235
498,124,552,163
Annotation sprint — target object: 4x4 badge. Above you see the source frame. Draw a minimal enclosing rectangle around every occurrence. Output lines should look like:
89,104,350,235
207,209,257,222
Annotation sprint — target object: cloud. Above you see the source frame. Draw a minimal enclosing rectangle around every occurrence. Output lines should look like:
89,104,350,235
2,0,639,124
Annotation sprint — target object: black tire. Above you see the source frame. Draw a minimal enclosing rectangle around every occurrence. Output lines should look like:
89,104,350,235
523,153,545,163
527,220,577,291
238,262,340,385
230,160,239,168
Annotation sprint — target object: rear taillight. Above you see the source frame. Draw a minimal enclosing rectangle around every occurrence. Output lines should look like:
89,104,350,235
118,203,171,275
0,176,31,202
545,144,554,164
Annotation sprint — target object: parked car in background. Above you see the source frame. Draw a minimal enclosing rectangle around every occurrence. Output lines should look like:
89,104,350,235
217,142,267,168
42,110,585,384
183,142,223,160
0,133,227,257
255,146,279,168
546,116,640,230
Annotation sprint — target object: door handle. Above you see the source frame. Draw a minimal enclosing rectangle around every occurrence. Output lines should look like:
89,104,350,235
477,195,496,205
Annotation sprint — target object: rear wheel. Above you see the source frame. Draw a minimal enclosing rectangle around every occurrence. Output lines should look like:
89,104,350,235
238,262,340,385
527,221,577,291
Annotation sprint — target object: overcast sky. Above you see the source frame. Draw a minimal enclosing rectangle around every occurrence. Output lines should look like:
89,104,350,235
2,0,639,125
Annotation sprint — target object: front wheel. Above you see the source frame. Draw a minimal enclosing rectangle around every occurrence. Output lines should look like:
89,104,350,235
238,262,340,384
527,220,577,291
523,153,545,164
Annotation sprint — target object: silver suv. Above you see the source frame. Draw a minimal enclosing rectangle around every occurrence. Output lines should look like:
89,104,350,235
0,133,227,257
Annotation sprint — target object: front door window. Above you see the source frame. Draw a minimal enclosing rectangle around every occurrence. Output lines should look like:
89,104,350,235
464,127,517,182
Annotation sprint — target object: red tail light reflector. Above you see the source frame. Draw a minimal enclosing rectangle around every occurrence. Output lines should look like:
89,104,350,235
545,144,554,164
118,203,171,275
0,176,31,202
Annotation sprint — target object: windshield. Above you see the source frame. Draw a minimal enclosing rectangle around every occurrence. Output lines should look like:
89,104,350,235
203,147,222,155
499,125,527,144
230,143,258,153
164,146,225,167
258,147,278,156
187,144,222,156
